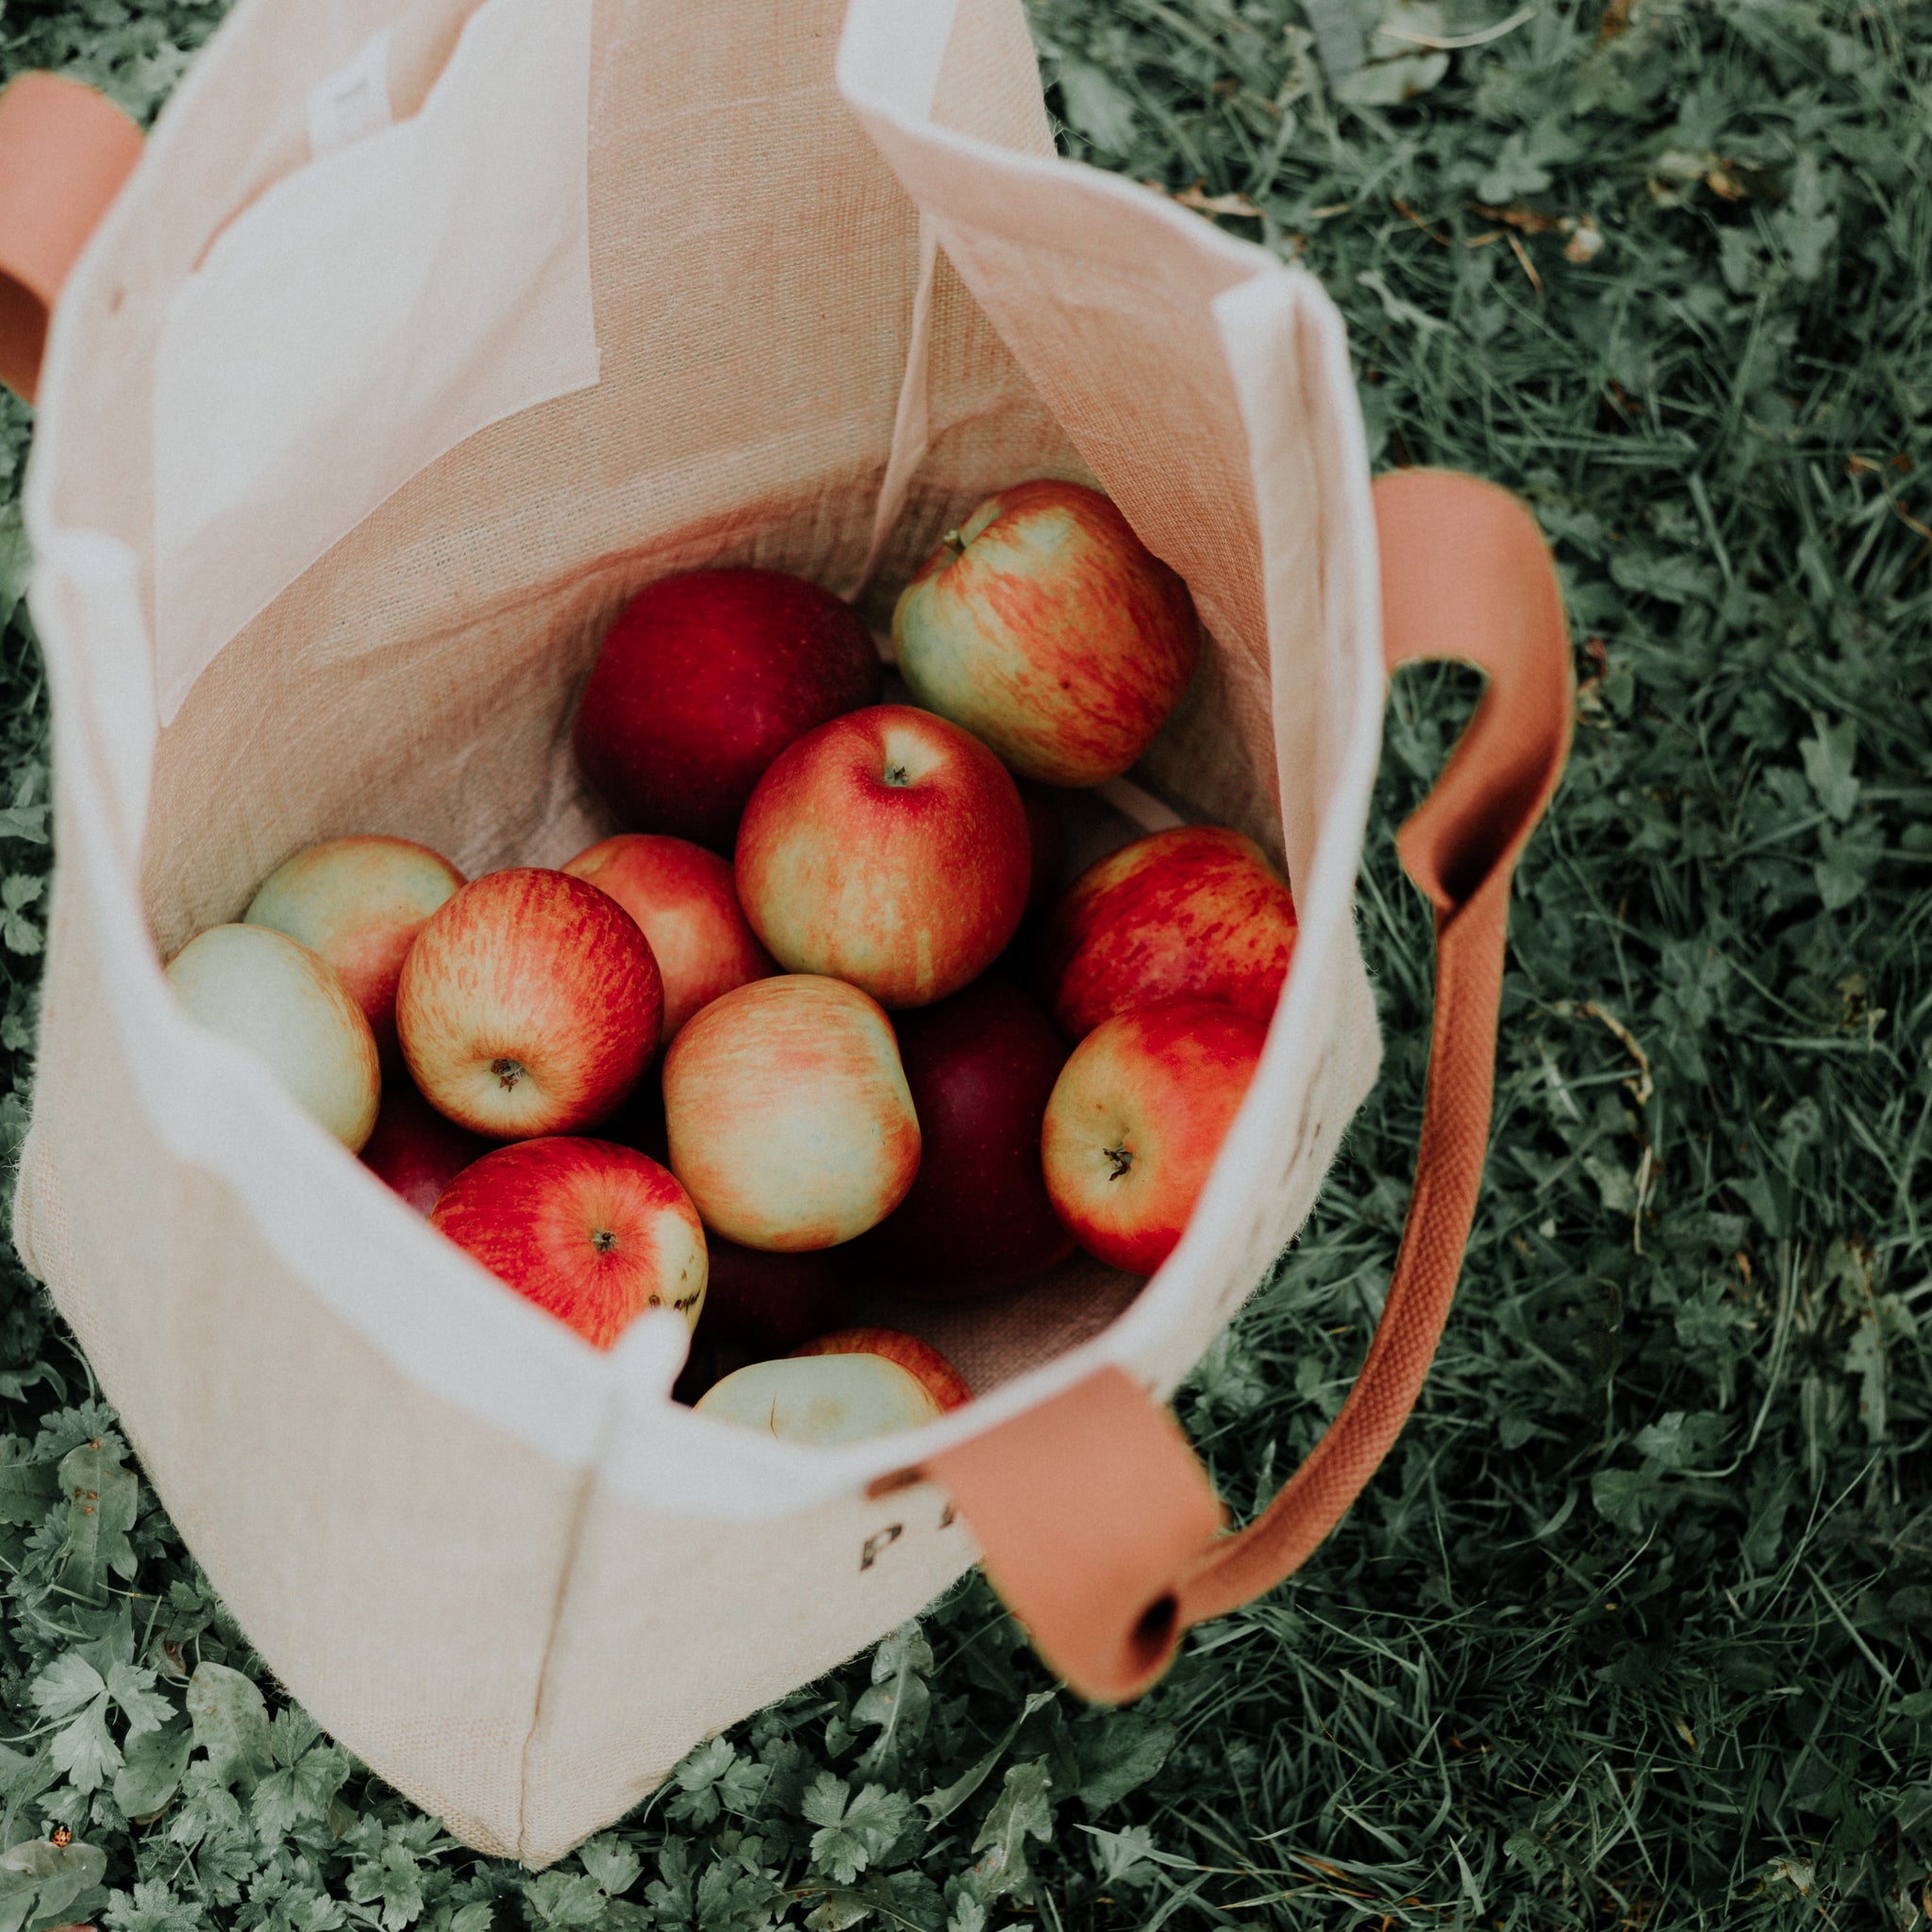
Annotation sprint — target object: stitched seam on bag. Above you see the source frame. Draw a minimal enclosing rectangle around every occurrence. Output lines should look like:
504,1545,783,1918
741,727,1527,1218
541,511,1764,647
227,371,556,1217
512,1457,599,1863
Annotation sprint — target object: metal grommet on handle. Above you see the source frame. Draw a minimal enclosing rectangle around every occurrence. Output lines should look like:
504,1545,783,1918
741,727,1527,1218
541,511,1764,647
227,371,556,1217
923,1366,1225,1704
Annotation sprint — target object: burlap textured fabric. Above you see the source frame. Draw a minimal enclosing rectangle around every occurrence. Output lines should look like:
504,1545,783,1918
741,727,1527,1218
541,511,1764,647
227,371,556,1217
18,0,1386,1865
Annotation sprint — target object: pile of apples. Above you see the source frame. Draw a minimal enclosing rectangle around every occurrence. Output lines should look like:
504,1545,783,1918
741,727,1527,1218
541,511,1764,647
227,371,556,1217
163,481,1297,1446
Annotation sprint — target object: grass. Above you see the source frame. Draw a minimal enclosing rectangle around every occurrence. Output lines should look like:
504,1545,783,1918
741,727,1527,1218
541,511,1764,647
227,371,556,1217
4,0,1932,1924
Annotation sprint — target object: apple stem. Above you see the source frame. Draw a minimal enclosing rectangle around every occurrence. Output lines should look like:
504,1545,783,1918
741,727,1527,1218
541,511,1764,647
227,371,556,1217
940,527,966,561
1105,1143,1134,1181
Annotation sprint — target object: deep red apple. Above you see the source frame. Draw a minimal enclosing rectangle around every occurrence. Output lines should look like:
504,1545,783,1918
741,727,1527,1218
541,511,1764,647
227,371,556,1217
562,833,777,1041
846,976,1071,1300
735,705,1029,1008
790,1327,972,1411
701,1237,849,1353
430,1137,707,1348
1041,1000,1266,1274
359,1076,491,1214
891,479,1199,787
1037,824,1297,1040
396,868,663,1137
573,568,882,850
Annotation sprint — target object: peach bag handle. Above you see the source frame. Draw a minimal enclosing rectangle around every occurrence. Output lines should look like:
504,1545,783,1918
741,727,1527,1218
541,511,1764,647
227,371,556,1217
0,73,142,404
905,468,1575,1701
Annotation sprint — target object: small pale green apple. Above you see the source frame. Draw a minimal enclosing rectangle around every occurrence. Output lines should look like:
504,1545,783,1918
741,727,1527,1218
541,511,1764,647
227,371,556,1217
694,1352,941,1444
166,924,381,1151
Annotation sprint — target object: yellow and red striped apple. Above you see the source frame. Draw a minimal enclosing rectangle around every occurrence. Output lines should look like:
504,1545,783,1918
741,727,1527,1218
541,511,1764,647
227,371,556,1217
562,833,775,1041
891,479,1199,787
396,868,662,1138
1037,825,1296,1040
244,835,464,1066
735,705,1028,1009
431,1137,706,1348
166,924,380,1152
662,974,920,1251
1041,1000,1266,1274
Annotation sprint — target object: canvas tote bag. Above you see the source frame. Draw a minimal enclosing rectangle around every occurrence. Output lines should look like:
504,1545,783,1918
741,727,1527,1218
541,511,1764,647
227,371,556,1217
0,0,1571,1869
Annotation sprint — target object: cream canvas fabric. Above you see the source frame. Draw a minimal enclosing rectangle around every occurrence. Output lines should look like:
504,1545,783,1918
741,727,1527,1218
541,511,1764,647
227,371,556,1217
18,0,1387,1868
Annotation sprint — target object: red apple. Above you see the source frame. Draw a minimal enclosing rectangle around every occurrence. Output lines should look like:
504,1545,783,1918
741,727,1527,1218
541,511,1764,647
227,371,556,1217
790,1327,971,1411
561,833,776,1041
846,977,1071,1299
1041,1000,1266,1274
701,1238,849,1353
662,974,920,1251
694,1353,941,1444
243,836,464,1066
431,1137,706,1348
736,705,1029,1008
166,924,380,1152
396,869,662,1138
891,479,1199,787
360,1076,491,1214
573,568,882,850
1037,824,1297,1040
